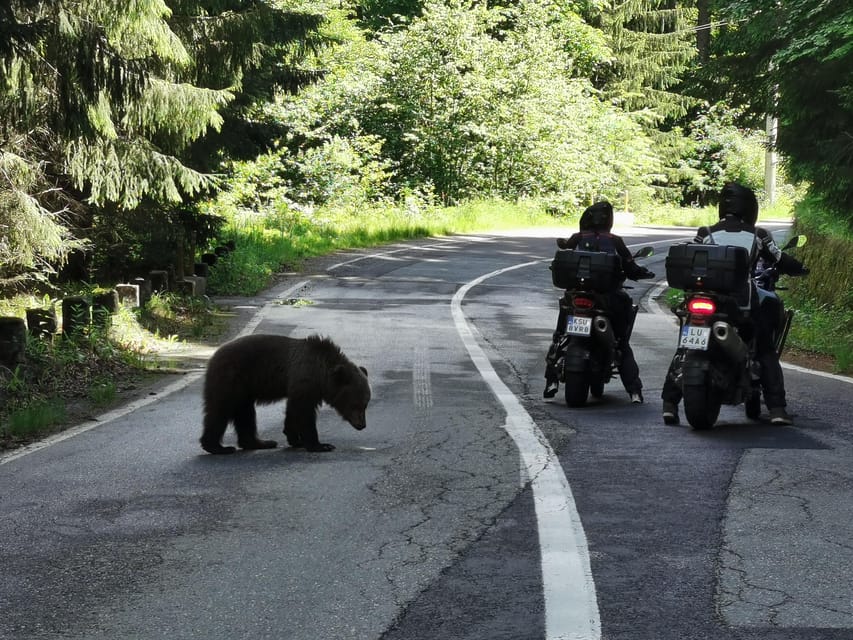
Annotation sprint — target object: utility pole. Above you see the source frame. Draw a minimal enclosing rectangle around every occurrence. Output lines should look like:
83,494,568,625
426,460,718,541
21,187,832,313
765,113,777,204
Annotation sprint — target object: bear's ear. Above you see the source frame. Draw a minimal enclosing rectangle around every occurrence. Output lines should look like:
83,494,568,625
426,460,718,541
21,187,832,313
359,366,368,377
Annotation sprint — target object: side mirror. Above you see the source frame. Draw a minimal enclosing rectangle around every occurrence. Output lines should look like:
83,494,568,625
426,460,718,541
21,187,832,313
781,234,807,251
633,246,654,259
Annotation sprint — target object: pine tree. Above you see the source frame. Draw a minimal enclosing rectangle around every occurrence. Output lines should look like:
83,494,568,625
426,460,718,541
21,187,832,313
166,1,327,168
594,0,697,122
0,0,230,284
0,0,328,285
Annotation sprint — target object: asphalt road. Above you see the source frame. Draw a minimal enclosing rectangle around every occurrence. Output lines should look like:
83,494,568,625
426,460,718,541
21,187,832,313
2,226,852,640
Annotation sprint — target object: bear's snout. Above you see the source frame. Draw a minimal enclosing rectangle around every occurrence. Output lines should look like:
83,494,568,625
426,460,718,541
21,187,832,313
344,410,367,430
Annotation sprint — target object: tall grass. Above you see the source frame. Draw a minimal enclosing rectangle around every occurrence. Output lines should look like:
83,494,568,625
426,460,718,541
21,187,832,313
207,199,563,296
7,400,67,438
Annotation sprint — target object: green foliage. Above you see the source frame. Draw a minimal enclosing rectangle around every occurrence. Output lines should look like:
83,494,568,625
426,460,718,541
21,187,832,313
136,292,223,341
350,0,424,30
594,0,697,122
88,377,118,407
0,0,329,286
0,1,230,284
787,226,853,312
777,202,853,372
710,0,853,231
5,400,67,439
676,104,767,205
0,149,88,288
204,197,558,295
271,0,662,209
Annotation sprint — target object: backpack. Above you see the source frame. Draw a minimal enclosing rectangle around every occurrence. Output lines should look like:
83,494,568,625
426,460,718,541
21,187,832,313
577,231,617,254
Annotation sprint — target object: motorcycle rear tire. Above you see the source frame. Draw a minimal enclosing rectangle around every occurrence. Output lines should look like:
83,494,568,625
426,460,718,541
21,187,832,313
683,383,721,430
564,372,590,407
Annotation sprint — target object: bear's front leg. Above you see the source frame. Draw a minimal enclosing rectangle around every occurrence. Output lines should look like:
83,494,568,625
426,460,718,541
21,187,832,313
284,401,335,452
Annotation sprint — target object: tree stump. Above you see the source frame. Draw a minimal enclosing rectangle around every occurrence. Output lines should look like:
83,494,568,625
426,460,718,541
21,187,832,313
25,307,58,339
61,297,91,338
92,290,119,328
0,317,27,369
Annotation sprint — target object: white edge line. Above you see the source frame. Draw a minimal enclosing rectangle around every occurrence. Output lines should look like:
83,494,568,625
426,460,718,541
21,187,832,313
0,280,310,466
781,361,853,384
451,261,600,640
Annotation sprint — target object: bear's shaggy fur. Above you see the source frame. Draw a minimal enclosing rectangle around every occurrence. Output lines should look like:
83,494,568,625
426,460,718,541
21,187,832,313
200,333,371,455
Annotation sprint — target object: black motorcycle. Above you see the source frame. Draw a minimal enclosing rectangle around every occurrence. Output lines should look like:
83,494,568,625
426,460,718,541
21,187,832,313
549,246,654,407
664,235,807,429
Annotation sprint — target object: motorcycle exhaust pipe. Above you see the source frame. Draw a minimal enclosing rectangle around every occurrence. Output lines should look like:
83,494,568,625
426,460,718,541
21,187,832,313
593,316,616,349
712,321,749,363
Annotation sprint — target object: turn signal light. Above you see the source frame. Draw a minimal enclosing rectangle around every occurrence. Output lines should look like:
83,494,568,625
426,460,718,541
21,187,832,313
687,297,716,315
573,296,594,309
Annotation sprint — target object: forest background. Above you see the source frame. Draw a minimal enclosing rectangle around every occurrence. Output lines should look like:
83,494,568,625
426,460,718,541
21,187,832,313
1,0,852,440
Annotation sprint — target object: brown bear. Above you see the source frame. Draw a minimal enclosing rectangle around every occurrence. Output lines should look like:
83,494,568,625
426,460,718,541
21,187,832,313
200,333,370,455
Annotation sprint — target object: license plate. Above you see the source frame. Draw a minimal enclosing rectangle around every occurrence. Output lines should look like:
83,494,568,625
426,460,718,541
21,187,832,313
566,316,592,336
680,325,711,350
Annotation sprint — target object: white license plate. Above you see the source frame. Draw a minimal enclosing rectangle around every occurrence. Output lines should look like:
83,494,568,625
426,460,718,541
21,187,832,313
680,325,711,350
566,316,592,336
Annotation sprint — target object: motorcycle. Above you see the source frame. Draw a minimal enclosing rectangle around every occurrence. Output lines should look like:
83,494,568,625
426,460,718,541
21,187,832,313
548,246,654,407
664,235,807,429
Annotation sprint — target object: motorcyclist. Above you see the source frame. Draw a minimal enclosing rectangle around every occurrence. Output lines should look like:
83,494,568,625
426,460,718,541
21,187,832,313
544,201,655,402
660,182,807,426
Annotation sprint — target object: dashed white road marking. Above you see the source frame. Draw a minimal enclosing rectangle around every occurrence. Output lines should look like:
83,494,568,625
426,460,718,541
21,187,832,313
452,261,601,640
413,346,433,409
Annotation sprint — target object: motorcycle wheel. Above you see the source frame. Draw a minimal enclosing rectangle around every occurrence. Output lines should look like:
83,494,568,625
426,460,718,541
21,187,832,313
683,383,721,430
745,388,761,420
564,372,590,407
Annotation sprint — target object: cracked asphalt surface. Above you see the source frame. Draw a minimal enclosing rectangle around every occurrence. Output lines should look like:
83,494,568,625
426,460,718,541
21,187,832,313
1,228,852,640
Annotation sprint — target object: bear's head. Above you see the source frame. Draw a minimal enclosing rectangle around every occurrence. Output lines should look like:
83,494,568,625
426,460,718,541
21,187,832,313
329,363,371,430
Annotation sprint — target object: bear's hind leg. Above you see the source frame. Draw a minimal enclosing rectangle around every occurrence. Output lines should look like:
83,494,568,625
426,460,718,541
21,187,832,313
200,409,236,455
284,400,334,452
234,401,277,450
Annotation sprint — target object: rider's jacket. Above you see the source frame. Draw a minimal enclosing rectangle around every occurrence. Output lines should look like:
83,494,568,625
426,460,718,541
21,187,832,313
695,215,782,270
695,215,783,308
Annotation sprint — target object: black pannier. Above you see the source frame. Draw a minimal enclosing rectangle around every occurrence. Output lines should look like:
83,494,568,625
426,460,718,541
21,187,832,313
665,243,751,292
550,250,623,291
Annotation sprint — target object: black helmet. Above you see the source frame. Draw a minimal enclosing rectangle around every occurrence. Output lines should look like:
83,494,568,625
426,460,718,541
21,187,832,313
581,201,613,232
718,182,758,226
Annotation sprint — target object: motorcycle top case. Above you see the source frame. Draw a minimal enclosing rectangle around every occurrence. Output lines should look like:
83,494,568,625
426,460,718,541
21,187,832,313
550,249,623,291
665,243,750,292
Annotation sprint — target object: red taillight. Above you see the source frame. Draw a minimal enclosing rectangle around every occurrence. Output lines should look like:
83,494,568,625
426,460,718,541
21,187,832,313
573,296,594,310
687,297,716,315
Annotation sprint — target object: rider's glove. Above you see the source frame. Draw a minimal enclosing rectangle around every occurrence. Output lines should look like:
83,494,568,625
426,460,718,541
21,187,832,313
638,268,656,280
